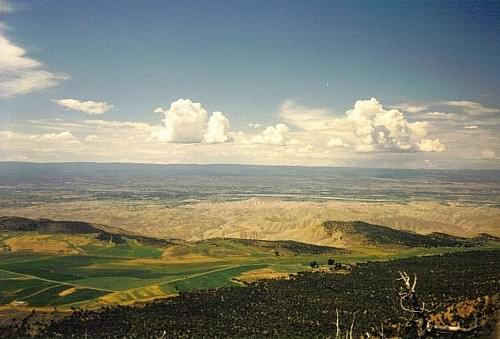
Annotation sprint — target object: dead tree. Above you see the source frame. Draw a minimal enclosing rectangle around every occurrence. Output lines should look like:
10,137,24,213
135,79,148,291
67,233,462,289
397,271,484,337
334,308,356,339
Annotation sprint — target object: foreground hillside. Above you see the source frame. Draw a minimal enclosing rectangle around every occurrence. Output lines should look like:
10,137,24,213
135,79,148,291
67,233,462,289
4,250,498,338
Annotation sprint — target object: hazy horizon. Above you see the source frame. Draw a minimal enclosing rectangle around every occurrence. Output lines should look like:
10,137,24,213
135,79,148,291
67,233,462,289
2,162,498,206
2,160,500,172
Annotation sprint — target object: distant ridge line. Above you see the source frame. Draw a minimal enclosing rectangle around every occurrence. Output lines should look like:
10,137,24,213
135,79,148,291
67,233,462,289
1,161,500,172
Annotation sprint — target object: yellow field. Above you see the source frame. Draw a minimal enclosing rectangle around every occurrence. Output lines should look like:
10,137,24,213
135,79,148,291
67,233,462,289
58,287,77,297
234,268,294,284
98,285,167,304
5,235,81,254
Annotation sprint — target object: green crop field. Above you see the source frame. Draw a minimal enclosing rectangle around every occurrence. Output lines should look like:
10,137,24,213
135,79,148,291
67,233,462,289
0,279,55,305
164,264,268,292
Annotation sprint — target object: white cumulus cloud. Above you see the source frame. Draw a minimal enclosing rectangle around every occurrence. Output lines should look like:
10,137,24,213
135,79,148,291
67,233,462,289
156,98,208,143
153,107,166,114
346,98,443,152
204,111,231,143
418,138,445,152
276,98,446,153
52,99,113,115
326,137,348,147
155,98,230,144
249,123,290,146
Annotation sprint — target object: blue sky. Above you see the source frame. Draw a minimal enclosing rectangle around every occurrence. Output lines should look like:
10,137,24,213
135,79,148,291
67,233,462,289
0,0,499,168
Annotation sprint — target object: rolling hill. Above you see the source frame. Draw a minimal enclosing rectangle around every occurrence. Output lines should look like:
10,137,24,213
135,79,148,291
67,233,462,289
0,216,110,234
321,220,496,247
196,238,348,256
2,216,496,253
0,216,349,257
0,216,175,247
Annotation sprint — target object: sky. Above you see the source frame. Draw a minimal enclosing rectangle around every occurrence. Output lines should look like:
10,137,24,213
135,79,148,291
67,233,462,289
0,0,499,169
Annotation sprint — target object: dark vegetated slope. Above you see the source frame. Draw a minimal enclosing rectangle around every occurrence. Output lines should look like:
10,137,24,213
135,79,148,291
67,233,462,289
426,232,469,242
204,238,348,255
473,233,500,243
0,216,176,247
0,216,102,234
26,250,499,338
322,220,475,247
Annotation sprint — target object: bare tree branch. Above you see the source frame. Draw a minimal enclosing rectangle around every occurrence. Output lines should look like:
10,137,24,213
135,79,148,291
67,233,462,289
349,312,356,339
335,308,340,339
397,271,485,337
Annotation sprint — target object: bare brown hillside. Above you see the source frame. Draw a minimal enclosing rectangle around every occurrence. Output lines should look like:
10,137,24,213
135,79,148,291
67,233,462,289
1,198,498,246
